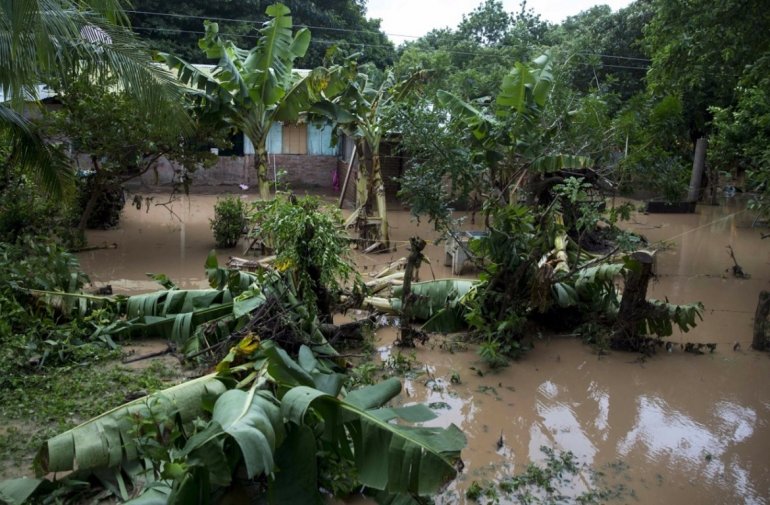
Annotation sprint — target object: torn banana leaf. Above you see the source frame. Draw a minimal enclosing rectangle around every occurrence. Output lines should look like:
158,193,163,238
390,279,478,333
35,374,227,475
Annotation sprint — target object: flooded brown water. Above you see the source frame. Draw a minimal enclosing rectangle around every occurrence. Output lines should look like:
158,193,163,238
78,194,770,504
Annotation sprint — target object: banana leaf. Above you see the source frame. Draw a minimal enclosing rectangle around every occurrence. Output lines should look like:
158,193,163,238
35,374,227,475
0,478,44,505
281,383,466,496
390,279,478,333
180,388,284,480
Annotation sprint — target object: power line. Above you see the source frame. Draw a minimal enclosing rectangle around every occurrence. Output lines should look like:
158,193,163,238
598,64,648,70
577,52,650,62
127,8,651,63
126,9,401,40
132,26,397,51
132,25,649,67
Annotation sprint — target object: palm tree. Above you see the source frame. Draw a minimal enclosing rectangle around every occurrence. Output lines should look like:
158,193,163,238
0,0,186,197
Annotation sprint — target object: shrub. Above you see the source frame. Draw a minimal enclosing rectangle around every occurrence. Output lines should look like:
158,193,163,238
210,195,247,248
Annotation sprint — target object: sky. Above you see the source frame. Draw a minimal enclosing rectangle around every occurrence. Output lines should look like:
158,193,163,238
366,0,634,45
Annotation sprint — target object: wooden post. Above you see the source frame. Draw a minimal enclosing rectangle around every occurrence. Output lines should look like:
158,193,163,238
338,151,356,209
752,291,770,351
687,137,708,203
397,236,426,347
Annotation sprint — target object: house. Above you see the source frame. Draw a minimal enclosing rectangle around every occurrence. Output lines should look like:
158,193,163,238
134,65,345,192
137,119,342,190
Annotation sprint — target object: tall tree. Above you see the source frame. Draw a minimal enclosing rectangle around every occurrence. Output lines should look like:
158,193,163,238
0,0,186,197
395,1,551,100
551,2,652,101
128,0,395,68
41,77,228,232
644,0,770,139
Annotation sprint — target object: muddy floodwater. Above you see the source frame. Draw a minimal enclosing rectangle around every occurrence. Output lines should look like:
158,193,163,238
78,193,770,504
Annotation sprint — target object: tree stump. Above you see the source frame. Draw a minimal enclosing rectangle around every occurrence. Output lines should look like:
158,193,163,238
397,236,426,347
752,291,770,351
614,251,655,350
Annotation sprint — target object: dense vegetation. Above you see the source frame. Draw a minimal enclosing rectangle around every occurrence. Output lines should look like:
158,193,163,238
1,0,768,503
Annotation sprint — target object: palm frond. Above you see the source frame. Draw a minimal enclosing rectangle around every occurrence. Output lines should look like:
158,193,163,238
0,103,73,197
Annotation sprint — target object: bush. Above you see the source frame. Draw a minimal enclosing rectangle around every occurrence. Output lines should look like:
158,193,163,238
210,195,247,248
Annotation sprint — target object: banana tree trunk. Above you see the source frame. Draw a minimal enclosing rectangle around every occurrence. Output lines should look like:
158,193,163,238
371,149,389,247
256,146,271,201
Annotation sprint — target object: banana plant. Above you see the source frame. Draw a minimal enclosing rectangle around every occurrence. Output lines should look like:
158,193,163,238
437,51,592,201
312,68,426,247
160,3,352,200
5,339,466,504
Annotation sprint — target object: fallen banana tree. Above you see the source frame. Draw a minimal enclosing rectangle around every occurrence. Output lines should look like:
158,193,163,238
361,248,703,363
1,277,466,505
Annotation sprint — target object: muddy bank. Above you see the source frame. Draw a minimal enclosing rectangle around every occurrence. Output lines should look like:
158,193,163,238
76,194,770,504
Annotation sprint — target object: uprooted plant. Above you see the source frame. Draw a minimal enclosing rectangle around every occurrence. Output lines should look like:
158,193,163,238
363,197,703,367
0,261,466,504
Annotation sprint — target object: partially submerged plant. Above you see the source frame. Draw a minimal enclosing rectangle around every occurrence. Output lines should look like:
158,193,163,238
249,195,359,321
210,195,247,248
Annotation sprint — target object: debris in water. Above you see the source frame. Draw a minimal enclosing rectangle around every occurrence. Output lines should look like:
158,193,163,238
726,245,750,279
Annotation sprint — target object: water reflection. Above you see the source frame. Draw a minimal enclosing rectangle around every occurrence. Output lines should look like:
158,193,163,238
617,395,763,504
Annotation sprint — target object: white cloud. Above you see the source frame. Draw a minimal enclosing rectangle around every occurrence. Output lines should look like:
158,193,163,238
366,0,633,45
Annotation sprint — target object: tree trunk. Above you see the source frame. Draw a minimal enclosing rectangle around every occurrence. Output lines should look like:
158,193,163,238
256,147,271,201
78,156,104,233
397,236,426,347
753,290,770,351
615,251,655,349
372,149,389,248
687,137,708,202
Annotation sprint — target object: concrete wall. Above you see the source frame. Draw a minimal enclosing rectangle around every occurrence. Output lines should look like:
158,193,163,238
133,153,338,190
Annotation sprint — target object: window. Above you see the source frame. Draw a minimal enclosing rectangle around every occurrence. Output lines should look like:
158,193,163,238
282,124,307,154
241,121,338,156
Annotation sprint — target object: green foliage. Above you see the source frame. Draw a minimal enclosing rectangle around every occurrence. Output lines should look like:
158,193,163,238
210,195,247,248
40,76,226,230
12,338,465,504
395,1,551,100
644,0,770,136
613,94,691,199
0,239,118,385
250,195,356,314
129,0,394,68
463,205,538,362
551,2,652,100
75,174,126,230
394,100,480,229
710,57,770,213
